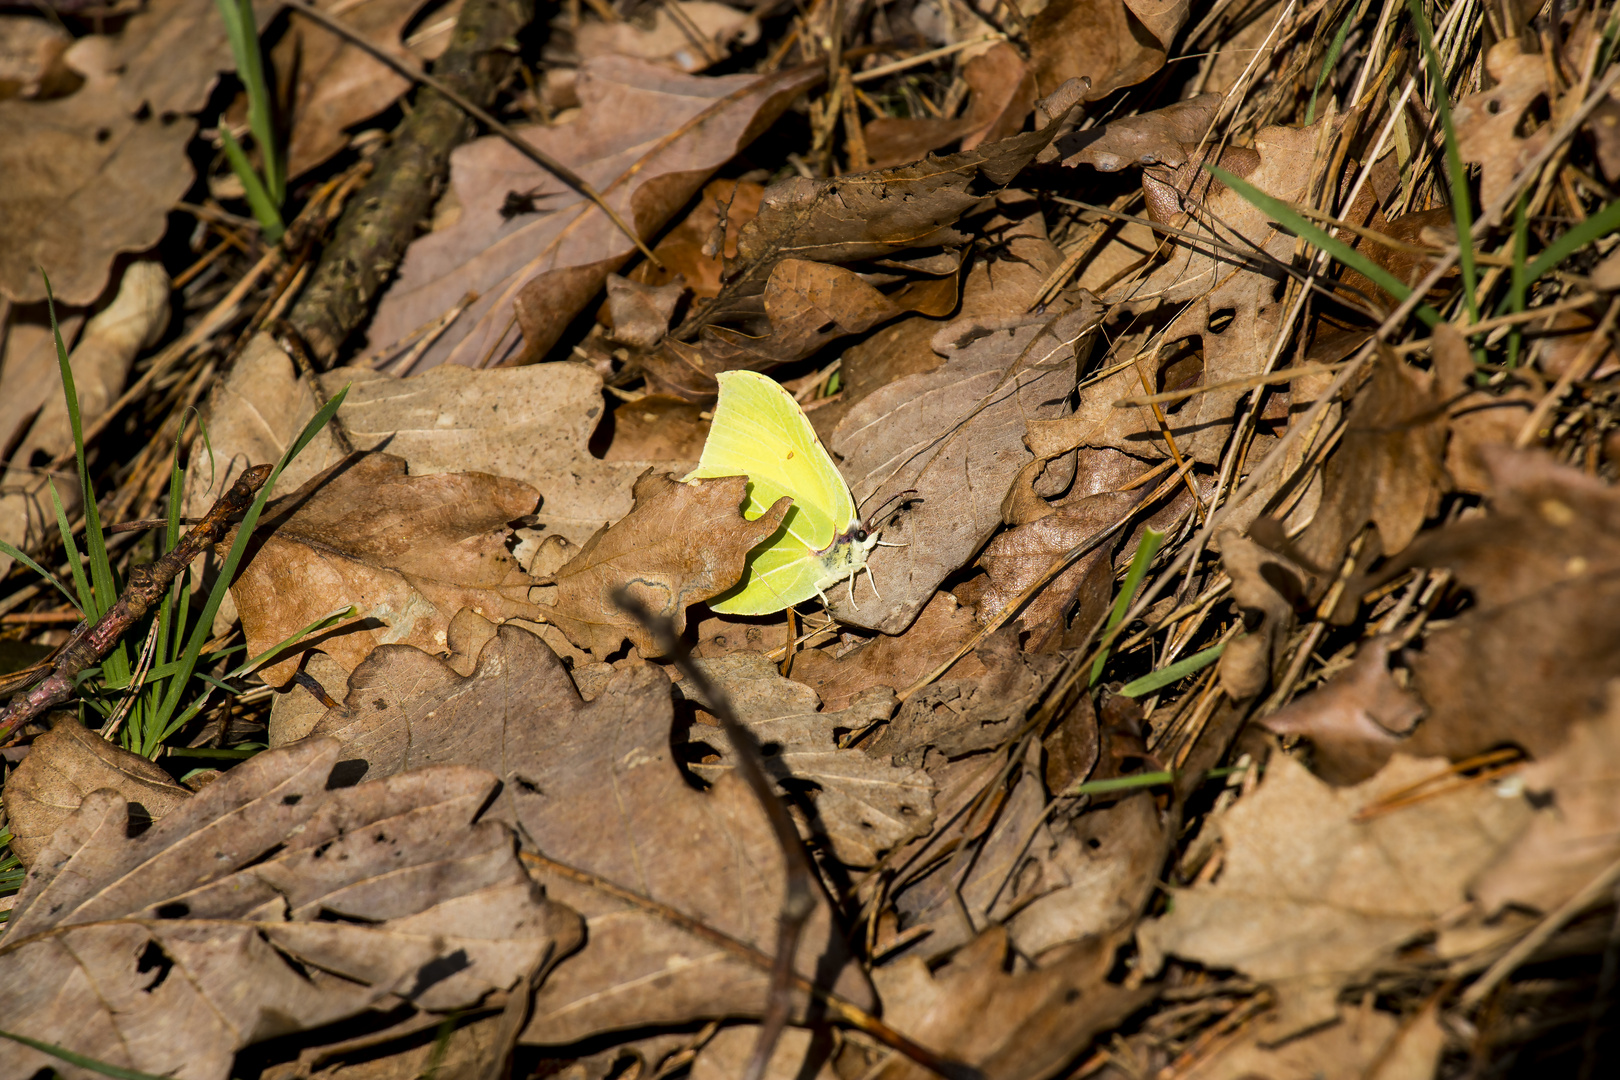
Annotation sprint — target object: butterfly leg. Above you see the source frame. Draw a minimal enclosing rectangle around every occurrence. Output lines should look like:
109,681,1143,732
844,573,861,611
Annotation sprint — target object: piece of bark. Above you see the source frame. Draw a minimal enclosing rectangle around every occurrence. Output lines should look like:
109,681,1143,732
287,0,534,365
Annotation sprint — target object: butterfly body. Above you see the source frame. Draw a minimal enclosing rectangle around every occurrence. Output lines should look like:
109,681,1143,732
682,371,879,615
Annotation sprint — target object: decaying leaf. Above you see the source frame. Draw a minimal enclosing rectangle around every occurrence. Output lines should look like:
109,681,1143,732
679,652,934,866
534,470,790,658
273,0,465,181
110,0,276,117
230,451,542,686
826,291,1103,634
1454,39,1551,212
690,1026,838,1080
366,56,819,371
1138,752,1529,1038
1190,1005,1444,1080
0,737,582,1080
306,624,875,1042
2,718,191,865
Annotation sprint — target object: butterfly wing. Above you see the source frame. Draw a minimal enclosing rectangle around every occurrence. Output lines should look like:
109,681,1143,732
684,371,857,541
684,371,862,614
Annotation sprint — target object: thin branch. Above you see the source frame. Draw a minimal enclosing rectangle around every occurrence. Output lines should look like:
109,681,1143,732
0,464,273,743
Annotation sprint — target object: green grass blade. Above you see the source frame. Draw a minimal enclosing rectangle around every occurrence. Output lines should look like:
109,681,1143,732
215,0,282,205
0,1029,175,1080
1210,165,1444,328
226,605,358,680
1523,197,1620,283
219,127,285,244
1306,0,1363,124
48,481,94,614
1119,640,1228,698
0,536,82,611
1403,0,1478,321
146,387,350,753
1091,527,1166,686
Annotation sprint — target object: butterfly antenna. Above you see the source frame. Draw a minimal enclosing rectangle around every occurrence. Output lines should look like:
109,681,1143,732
861,488,922,523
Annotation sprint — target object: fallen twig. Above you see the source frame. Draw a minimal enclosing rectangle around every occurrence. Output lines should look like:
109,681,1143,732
0,464,273,743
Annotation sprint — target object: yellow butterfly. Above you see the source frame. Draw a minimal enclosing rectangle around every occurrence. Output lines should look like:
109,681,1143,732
683,370,884,615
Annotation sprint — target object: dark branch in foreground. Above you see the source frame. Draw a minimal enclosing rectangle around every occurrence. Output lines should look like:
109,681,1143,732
0,464,273,743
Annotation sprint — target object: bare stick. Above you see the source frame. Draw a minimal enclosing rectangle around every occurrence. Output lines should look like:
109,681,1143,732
280,0,657,267
0,465,273,742
611,588,824,1080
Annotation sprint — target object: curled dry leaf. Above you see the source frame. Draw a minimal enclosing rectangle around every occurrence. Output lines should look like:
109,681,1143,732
0,737,582,1080
1055,92,1221,172
1138,752,1529,1039
534,470,790,658
1474,682,1620,915
0,61,193,304
679,651,934,867
1215,530,1304,702
825,291,1104,634
273,0,465,181
305,624,875,1042
1262,637,1424,786
366,56,819,372
645,124,1071,398
2,719,191,865
868,925,1152,1080
229,451,542,687
1030,0,1191,101
863,42,1036,168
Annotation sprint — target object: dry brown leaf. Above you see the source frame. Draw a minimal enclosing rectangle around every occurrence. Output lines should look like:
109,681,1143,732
974,491,1140,644
825,290,1103,634
864,43,1036,168
1474,682,1620,915
0,16,74,100
1044,118,1324,464
680,652,934,867
534,470,790,658
186,338,668,550
0,737,581,1080
1138,752,1529,1039
2,718,191,865
1030,0,1191,101
1262,637,1424,786
1055,92,1221,173
273,0,465,181
790,591,981,711
111,0,276,116
690,1026,838,1080
1188,1005,1444,1080
365,57,818,371
230,451,543,686
0,61,194,304
1293,349,1450,583
868,925,1152,1080
305,624,874,1042
624,178,765,300
1215,530,1305,702
644,125,1069,398
599,393,709,463
1454,39,1550,213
